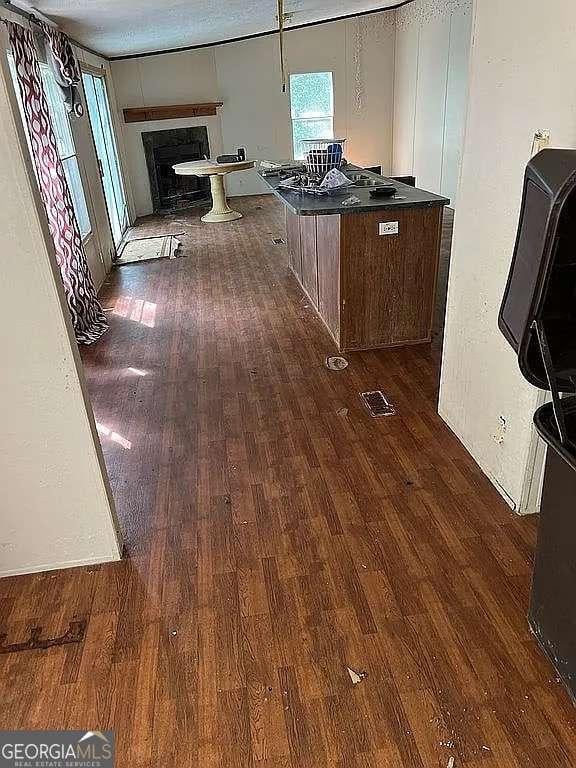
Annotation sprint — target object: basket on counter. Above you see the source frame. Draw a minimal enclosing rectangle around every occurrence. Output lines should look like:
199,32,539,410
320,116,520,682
302,138,346,177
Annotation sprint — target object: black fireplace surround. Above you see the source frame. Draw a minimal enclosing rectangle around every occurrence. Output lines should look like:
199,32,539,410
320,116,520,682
142,126,210,213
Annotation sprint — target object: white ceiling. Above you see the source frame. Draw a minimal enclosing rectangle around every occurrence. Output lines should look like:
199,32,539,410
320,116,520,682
22,0,401,58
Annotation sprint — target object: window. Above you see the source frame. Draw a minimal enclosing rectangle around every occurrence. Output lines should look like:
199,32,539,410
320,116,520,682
290,72,334,160
8,55,92,239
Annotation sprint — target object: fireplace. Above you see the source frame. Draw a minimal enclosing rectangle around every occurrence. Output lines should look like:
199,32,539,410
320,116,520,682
142,127,210,213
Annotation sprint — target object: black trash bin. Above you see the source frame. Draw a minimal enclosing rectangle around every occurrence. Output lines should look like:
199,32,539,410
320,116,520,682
500,148,576,701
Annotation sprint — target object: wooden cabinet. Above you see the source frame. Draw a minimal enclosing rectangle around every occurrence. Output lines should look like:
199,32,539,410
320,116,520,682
284,205,445,352
300,216,318,307
340,207,443,350
316,215,340,342
285,209,302,280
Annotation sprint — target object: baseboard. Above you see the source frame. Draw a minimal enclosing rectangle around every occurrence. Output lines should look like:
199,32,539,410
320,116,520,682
0,552,121,579
438,406,519,513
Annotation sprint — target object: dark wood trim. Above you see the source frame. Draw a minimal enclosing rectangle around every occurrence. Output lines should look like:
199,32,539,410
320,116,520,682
123,102,223,123
109,0,416,61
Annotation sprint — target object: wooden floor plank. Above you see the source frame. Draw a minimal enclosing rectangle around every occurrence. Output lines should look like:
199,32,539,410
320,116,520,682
0,197,574,765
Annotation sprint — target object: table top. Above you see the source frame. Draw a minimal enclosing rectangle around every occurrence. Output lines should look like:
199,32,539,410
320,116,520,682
173,159,255,176
259,165,450,215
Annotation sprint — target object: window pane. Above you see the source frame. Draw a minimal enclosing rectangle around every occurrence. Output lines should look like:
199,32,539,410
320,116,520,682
40,64,75,159
63,156,91,238
290,72,333,119
292,118,334,160
86,72,128,242
82,71,121,243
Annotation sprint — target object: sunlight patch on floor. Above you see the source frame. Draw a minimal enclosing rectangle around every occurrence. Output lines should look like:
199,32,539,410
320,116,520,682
96,422,132,450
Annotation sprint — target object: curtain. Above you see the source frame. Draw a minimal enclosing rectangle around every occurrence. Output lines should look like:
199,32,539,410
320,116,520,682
8,22,108,344
39,22,84,117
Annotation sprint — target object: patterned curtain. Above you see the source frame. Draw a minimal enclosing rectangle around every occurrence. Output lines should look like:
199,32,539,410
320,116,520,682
8,22,108,344
39,22,84,117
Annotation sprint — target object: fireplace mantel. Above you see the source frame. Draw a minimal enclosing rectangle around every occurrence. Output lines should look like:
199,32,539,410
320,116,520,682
123,102,223,123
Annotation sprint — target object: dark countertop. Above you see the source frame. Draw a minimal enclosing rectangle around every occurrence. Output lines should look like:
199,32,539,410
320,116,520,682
259,164,450,215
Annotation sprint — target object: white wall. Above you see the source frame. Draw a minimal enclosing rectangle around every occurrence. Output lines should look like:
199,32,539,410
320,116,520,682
0,41,122,577
439,0,576,508
111,12,396,214
111,49,224,215
393,0,472,206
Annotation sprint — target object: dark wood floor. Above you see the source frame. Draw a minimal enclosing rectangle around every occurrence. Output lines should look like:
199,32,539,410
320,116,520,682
1,196,575,766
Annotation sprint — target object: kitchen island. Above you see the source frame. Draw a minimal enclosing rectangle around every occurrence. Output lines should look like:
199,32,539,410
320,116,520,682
260,166,449,352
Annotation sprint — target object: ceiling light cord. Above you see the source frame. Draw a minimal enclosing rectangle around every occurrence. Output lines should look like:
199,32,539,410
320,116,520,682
277,0,286,93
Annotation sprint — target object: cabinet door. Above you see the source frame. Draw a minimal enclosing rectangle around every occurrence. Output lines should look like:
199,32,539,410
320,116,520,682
285,209,302,279
317,214,340,342
300,216,318,307
340,207,443,349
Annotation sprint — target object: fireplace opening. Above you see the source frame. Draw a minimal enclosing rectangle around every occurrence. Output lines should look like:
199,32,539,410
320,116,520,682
142,127,210,213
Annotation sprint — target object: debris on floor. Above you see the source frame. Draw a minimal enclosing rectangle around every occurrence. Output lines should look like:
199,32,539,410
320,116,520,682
337,407,349,417
326,355,349,371
346,666,368,685
360,390,396,418
447,757,455,768
0,620,86,654
116,234,183,265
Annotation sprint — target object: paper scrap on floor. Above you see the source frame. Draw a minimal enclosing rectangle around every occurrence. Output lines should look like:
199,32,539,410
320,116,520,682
117,235,182,265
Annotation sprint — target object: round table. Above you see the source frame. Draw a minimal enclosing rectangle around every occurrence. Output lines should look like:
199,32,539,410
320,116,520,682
173,159,255,223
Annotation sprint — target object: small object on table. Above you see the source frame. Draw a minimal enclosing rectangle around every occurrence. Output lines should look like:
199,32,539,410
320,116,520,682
217,154,242,163
173,158,255,223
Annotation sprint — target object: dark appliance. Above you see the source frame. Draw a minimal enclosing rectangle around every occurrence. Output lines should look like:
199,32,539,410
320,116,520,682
499,148,576,701
390,175,416,187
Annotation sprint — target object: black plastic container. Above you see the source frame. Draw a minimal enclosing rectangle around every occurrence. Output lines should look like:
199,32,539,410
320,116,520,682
500,149,576,447
499,148,576,701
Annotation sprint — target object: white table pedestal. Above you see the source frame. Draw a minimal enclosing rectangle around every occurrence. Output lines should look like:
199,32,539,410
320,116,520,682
202,174,242,223
172,159,255,224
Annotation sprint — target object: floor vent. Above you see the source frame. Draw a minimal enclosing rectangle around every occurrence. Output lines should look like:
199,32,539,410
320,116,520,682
272,237,286,245
360,391,396,418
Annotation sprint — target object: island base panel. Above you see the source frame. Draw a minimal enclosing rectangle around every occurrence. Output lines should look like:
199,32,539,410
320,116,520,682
285,205,444,352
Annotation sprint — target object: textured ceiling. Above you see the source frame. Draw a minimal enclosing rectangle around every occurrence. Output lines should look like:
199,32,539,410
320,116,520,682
21,0,401,57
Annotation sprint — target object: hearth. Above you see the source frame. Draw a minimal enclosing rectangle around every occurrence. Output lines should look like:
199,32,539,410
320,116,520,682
142,126,210,213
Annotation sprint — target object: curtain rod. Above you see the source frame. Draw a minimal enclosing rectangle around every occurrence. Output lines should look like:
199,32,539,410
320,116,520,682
0,0,106,59
1,0,55,28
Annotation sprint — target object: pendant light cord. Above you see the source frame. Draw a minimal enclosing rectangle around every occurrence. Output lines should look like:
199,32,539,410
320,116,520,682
277,0,286,93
